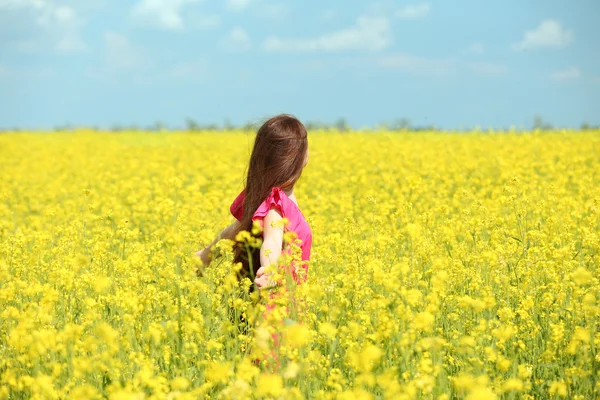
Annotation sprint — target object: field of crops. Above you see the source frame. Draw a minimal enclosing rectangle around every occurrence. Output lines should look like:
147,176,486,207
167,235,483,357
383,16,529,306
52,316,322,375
0,129,599,399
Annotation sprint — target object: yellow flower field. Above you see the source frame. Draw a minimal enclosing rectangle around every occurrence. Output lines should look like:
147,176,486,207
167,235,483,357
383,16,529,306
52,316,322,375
0,129,599,399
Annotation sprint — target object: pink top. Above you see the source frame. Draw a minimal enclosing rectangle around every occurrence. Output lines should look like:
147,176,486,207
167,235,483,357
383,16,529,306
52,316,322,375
230,187,312,283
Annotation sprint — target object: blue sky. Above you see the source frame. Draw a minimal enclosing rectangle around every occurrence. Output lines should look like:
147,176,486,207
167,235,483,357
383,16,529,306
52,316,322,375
1,0,599,129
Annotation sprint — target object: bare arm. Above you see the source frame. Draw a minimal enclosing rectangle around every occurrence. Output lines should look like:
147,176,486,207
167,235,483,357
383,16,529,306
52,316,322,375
254,208,284,289
195,220,241,267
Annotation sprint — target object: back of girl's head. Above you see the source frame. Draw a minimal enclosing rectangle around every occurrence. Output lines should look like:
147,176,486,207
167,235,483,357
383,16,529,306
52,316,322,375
248,114,308,191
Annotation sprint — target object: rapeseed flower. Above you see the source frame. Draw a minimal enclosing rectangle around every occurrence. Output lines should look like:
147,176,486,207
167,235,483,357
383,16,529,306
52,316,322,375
0,129,598,398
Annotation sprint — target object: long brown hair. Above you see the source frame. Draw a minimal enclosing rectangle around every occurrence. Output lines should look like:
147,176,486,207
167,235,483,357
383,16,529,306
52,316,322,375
233,114,308,280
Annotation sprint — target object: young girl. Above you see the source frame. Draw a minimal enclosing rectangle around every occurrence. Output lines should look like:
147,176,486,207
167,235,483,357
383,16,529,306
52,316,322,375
195,114,312,291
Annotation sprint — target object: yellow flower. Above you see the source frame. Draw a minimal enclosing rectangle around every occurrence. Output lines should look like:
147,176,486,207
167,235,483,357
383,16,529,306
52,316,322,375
206,362,232,385
235,230,252,243
404,289,423,307
412,311,435,333
284,323,311,348
406,223,421,239
236,359,260,382
337,388,374,400
251,220,262,235
348,344,383,373
95,322,118,342
571,267,593,286
3,129,599,399
284,362,300,379
548,381,568,397
491,325,515,343
31,374,58,400
496,356,512,372
171,377,190,391
318,322,337,339
466,386,497,400
452,373,476,392
70,384,102,399
501,378,524,392
256,374,283,398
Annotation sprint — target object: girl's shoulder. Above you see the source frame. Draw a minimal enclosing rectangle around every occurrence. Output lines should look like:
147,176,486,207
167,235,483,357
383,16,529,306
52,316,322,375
230,186,308,226
253,187,292,220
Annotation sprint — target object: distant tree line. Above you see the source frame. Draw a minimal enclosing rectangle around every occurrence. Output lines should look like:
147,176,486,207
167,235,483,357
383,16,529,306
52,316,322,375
45,117,435,132
154,117,436,132
111,116,600,132
1,115,600,132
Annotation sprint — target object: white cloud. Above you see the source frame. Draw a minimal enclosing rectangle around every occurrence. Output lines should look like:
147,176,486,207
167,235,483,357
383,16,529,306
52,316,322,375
50,5,87,53
56,34,87,52
33,4,77,26
0,65,11,79
169,59,210,81
512,20,574,51
0,0,30,7
12,40,38,53
219,27,252,53
318,10,336,22
0,1,62,18
463,42,484,55
226,0,251,12
0,64,54,80
55,5,76,22
191,14,220,29
263,16,391,53
468,62,508,76
396,3,430,19
0,0,34,9
376,55,507,78
550,67,581,81
131,0,201,30
0,1,87,52
258,2,287,22
104,32,146,71
377,54,456,75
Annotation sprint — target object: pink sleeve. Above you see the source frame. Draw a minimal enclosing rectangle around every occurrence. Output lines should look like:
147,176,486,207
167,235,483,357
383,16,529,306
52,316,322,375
230,190,245,221
252,187,285,220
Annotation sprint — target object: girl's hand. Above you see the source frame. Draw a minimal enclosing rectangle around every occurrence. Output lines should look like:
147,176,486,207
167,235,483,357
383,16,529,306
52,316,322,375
195,248,211,266
254,266,277,289
194,248,211,277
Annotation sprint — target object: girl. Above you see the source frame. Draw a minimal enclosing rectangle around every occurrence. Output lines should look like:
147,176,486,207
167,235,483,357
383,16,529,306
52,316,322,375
195,114,312,291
